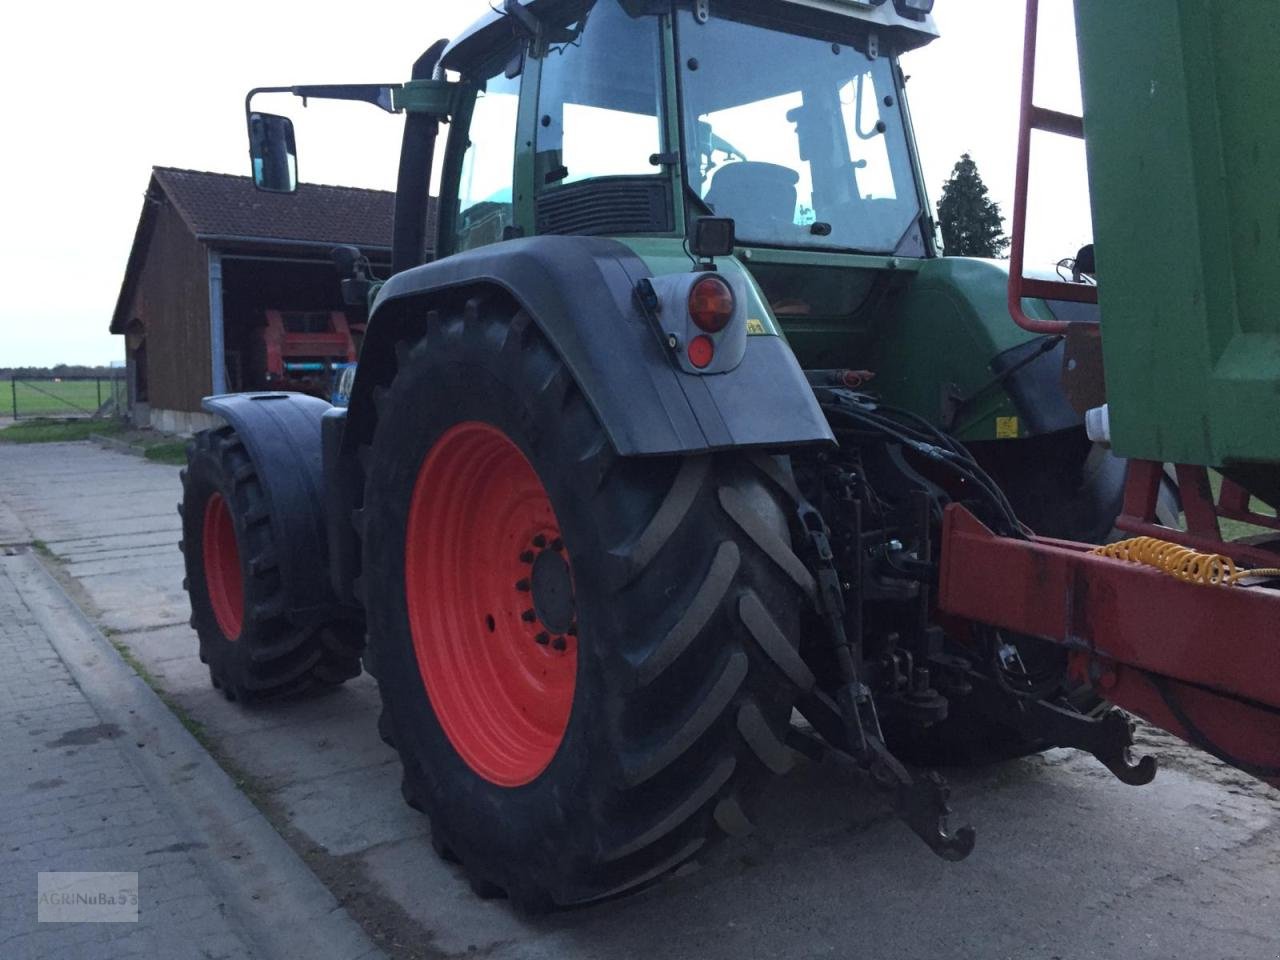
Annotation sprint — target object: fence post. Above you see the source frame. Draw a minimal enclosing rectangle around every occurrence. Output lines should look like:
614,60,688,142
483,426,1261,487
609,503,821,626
10,378,15,420
97,378,102,411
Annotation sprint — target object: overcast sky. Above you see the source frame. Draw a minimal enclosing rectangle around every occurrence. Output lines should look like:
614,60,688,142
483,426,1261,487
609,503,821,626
0,0,1090,367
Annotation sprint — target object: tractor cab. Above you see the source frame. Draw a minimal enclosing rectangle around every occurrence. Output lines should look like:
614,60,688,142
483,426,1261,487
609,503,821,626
435,0,939,261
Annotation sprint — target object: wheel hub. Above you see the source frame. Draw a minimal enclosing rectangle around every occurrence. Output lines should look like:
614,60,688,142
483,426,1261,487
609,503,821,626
528,540,575,639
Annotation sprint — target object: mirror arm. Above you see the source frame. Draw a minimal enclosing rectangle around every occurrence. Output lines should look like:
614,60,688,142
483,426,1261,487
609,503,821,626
245,79,461,128
244,83,401,119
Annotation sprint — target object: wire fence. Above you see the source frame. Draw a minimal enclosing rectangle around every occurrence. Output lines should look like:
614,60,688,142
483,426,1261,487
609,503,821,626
8,376,127,420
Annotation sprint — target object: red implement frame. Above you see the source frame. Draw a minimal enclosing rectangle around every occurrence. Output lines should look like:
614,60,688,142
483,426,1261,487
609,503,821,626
991,0,1280,790
1118,460,1280,568
1008,0,1099,335
938,505,1280,788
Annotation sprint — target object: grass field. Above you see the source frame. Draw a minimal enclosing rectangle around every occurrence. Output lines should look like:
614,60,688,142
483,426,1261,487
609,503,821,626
7,378,123,418
0,417,186,463
1210,470,1276,542
143,441,189,465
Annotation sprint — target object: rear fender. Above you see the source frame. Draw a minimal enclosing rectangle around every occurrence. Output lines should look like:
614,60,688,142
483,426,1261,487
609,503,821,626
342,235,834,466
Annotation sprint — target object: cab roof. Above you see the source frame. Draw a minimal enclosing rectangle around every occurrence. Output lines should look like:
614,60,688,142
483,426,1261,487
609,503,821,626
441,0,939,75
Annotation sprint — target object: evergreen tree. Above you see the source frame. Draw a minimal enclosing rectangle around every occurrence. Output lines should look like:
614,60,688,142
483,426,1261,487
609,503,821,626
937,153,1010,258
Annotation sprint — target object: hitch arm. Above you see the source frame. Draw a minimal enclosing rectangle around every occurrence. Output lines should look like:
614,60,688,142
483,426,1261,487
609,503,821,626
786,483,977,862
938,505,1280,789
961,670,1157,786
795,689,976,861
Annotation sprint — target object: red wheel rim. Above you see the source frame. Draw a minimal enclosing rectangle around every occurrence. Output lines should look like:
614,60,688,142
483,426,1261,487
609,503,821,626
202,493,244,640
405,422,578,787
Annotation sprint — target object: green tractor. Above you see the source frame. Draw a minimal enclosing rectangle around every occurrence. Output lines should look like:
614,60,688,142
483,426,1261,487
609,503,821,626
179,0,1279,912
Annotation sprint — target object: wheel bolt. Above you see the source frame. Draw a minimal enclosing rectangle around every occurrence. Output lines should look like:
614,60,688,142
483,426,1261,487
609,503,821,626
551,538,563,552
567,624,578,637
520,551,535,564
535,632,551,646
522,609,537,623
552,636,567,651
533,534,547,549
516,579,531,592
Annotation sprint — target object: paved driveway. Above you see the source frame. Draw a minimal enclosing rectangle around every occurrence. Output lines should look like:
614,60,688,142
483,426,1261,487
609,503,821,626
2,440,1277,960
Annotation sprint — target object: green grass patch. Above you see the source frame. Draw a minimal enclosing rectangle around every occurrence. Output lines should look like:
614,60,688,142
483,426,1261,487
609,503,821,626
0,418,127,443
144,441,189,465
1209,470,1276,543
8,379,120,418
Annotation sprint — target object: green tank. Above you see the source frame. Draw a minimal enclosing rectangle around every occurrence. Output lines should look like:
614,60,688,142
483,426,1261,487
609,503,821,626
1076,0,1280,501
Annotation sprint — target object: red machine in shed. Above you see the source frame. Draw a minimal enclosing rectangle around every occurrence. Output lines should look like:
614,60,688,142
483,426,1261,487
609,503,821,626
255,309,360,398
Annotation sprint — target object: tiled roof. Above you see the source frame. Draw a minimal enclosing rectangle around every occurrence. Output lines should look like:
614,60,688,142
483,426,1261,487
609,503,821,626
111,167,437,333
152,166,399,249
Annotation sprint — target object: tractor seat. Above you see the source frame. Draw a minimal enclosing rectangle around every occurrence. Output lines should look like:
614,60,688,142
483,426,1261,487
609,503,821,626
704,162,800,234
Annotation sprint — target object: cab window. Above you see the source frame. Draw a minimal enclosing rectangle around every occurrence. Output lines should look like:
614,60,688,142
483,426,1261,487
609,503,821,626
455,72,521,252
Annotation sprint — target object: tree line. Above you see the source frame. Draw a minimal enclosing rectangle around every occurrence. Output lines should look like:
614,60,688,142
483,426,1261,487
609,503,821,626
1,364,122,379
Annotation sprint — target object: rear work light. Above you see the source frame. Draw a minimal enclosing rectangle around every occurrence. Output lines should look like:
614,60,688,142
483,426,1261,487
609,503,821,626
688,276,735,333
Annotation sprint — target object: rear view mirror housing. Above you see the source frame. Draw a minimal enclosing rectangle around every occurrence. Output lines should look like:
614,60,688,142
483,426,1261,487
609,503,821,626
248,112,298,193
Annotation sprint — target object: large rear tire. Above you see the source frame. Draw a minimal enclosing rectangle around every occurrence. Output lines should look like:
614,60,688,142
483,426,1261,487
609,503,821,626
360,295,813,910
181,426,363,701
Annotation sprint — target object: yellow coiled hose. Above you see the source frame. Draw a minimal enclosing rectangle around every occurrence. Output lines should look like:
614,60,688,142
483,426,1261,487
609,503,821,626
1091,537,1280,587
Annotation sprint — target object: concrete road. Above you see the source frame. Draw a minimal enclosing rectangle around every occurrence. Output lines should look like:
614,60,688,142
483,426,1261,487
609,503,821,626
2,439,1277,960
0,551,382,960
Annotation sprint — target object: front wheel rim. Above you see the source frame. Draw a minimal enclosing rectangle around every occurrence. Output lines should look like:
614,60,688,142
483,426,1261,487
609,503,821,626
404,422,578,787
202,493,244,640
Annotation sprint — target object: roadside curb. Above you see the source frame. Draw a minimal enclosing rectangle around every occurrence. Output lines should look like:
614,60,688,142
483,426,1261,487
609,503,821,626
12,551,386,960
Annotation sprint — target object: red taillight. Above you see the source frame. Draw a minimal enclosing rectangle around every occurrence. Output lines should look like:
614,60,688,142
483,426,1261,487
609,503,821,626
688,335,715,369
688,276,734,333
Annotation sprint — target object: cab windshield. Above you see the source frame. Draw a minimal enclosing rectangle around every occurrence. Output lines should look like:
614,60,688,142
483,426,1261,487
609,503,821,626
677,11,923,254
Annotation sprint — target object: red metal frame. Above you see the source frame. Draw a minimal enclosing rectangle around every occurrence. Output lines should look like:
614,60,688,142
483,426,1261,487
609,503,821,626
259,309,359,397
1217,476,1280,532
261,309,357,379
938,505,1280,787
1117,460,1280,568
1008,0,1100,335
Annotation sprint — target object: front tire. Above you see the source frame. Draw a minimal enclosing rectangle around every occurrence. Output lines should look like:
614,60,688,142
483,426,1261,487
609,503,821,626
181,426,363,701
361,295,814,910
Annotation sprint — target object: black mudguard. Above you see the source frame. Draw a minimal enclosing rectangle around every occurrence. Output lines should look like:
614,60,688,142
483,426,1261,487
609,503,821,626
344,235,835,462
200,393,341,618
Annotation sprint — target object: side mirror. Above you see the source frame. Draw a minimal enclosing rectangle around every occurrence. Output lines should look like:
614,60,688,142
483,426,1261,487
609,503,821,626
248,112,298,193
